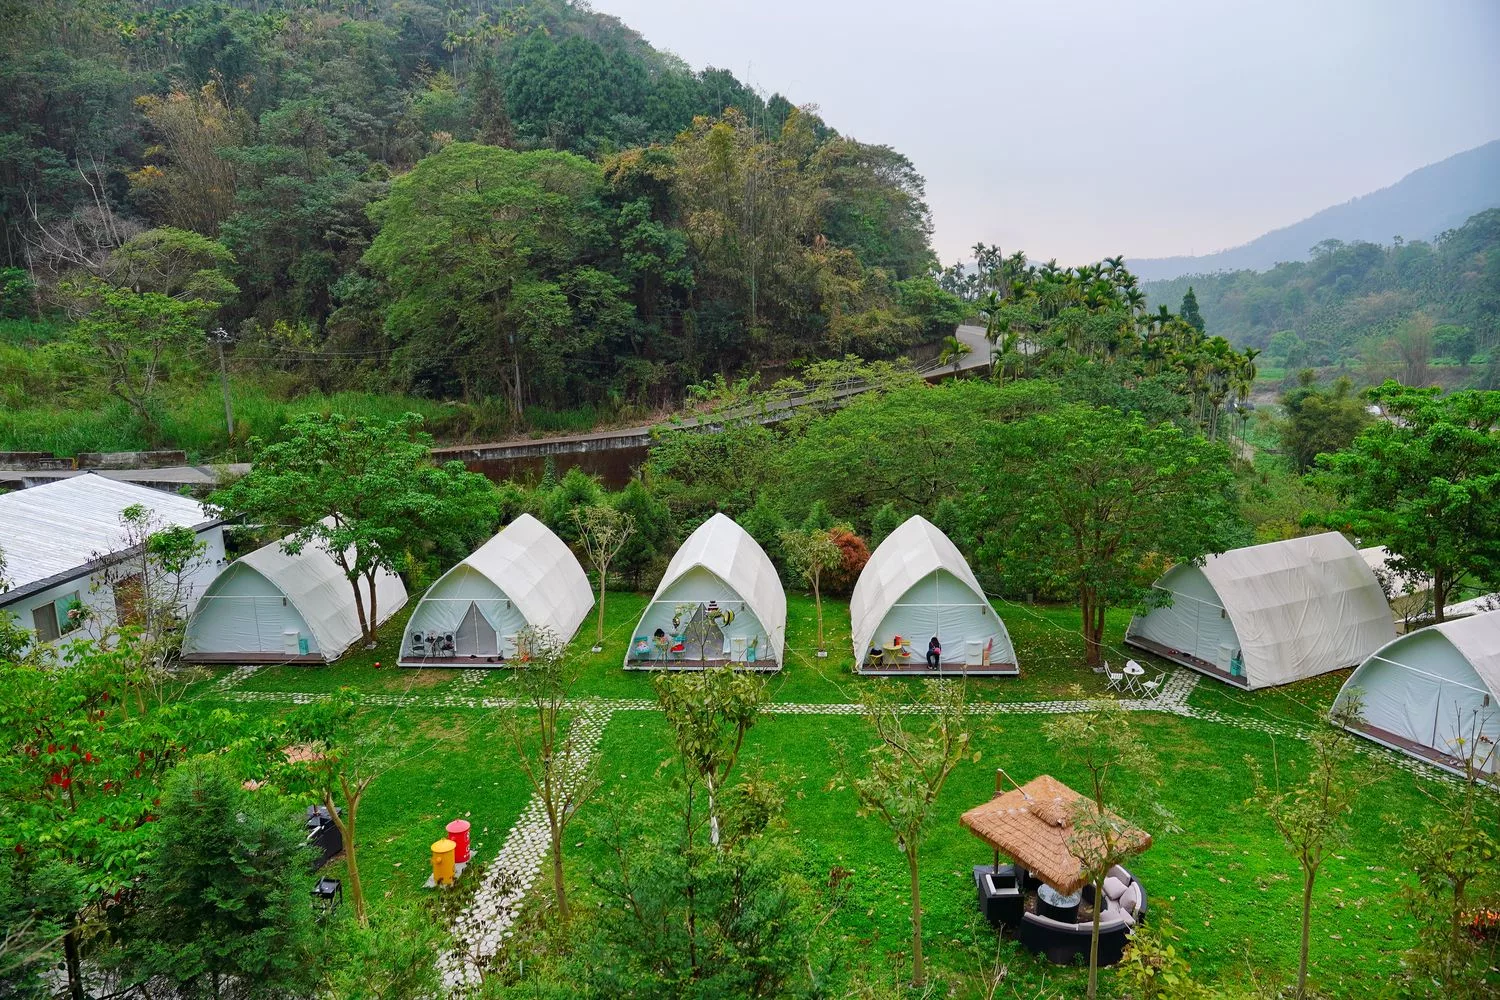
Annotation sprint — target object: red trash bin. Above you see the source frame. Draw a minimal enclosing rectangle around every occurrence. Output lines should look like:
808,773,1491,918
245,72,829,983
446,819,471,864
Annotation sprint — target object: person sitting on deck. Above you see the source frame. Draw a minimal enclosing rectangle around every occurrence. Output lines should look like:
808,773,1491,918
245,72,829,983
927,636,942,670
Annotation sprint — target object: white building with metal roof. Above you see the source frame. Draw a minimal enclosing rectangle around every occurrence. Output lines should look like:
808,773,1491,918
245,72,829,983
0,474,225,645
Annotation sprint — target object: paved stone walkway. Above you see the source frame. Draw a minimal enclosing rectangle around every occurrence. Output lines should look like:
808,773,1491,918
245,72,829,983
205,662,1462,995
436,701,612,992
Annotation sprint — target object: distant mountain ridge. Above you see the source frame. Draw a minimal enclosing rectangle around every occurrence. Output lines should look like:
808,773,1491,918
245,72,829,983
1131,140,1500,280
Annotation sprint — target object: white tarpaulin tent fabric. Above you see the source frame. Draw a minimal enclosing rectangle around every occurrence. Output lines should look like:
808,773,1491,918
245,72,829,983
1333,610,1500,774
183,525,407,662
850,516,1016,672
398,514,592,665
1126,532,1395,689
627,513,786,669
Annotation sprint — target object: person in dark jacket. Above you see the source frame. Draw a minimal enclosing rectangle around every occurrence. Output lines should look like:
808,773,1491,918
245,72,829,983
926,636,942,669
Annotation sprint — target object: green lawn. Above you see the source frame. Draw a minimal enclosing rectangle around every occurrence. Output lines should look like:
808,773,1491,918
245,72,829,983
573,708,1454,998
193,592,1474,997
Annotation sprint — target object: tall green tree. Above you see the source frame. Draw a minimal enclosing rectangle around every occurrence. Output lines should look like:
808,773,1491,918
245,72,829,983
363,143,627,414
1315,381,1500,620
1043,696,1160,1000
839,680,972,989
118,756,316,999
1277,372,1372,473
970,404,1247,665
1178,286,1205,333
212,412,499,644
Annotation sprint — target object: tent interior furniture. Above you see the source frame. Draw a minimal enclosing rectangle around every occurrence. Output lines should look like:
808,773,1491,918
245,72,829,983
626,513,786,671
1333,609,1500,778
851,515,1018,676
961,775,1151,967
398,514,593,669
1125,531,1395,690
181,521,406,665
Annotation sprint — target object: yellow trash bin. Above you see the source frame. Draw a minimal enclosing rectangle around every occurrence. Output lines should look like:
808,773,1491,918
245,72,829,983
431,838,457,886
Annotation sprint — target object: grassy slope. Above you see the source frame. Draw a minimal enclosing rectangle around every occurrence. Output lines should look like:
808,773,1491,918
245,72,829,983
195,588,1465,997
577,709,1442,998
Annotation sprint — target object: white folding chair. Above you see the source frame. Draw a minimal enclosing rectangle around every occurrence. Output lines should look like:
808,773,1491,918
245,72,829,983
1104,665,1126,693
1141,673,1166,700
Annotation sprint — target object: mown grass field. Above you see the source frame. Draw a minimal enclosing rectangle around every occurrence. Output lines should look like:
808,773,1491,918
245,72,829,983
194,586,1475,998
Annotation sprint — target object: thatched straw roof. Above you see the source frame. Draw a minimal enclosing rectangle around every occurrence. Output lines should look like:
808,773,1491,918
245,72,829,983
959,774,1152,895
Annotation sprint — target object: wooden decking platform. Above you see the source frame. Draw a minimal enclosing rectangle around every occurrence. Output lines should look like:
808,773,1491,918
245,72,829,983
1124,635,1249,689
858,659,1019,677
625,657,780,672
397,656,518,669
1346,720,1498,781
181,651,326,666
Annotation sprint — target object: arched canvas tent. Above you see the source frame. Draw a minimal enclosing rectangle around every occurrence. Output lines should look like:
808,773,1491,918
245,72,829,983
1125,532,1394,690
398,514,593,667
182,529,408,664
851,516,1017,674
626,513,785,670
1333,610,1500,776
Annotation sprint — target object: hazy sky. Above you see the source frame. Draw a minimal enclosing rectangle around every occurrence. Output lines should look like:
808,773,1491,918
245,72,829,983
593,0,1500,264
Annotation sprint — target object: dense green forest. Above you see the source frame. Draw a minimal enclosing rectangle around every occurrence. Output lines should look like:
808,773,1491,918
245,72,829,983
0,0,956,443
1142,209,1500,386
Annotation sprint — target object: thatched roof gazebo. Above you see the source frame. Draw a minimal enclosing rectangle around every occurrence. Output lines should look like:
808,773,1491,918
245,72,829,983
959,774,1151,896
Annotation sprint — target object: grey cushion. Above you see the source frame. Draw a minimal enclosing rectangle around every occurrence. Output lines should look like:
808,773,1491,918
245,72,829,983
1121,883,1143,914
1108,864,1132,883
1103,875,1127,900
1119,908,1136,928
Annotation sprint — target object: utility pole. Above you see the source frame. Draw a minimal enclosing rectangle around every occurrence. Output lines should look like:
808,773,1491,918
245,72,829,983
211,326,234,438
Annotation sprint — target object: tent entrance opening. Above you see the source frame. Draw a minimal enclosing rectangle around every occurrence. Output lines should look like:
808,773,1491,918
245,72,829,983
456,601,498,656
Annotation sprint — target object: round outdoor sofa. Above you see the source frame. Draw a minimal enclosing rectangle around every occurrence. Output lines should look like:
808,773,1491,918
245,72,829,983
971,862,1148,966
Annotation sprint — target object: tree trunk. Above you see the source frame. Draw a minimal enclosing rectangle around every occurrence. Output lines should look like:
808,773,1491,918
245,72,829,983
550,814,569,923
330,788,367,926
813,579,824,651
1433,566,1447,623
349,577,370,646
364,571,380,645
63,925,84,1000
1079,585,1103,667
1087,874,1103,999
1296,864,1315,998
907,846,925,987
595,572,607,646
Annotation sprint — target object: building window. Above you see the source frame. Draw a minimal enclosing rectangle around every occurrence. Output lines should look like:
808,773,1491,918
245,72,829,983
31,591,84,642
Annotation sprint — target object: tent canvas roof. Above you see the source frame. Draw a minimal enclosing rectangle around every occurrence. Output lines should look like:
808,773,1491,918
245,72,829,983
850,515,995,657
443,514,594,642
1196,532,1395,688
0,474,217,601
211,522,408,660
1428,609,1500,699
959,775,1152,896
649,513,786,663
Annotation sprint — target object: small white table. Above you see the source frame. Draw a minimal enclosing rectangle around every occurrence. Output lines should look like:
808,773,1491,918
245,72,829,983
1123,660,1146,695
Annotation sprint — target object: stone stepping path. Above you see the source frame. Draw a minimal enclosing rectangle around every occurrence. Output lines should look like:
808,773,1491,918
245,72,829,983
437,702,612,992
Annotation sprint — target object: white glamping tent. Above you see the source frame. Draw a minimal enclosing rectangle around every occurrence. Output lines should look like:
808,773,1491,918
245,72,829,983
851,516,1017,674
1333,610,1500,775
1125,531,1394,690
399,514,593,667
626,513,785,670
182,530,408,664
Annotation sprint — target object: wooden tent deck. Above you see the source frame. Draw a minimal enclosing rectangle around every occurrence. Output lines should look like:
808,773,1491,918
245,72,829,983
1124,635,1249,688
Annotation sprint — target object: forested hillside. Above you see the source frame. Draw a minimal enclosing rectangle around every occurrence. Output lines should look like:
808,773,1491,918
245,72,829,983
1143,209,1500,385
0,0,954,445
